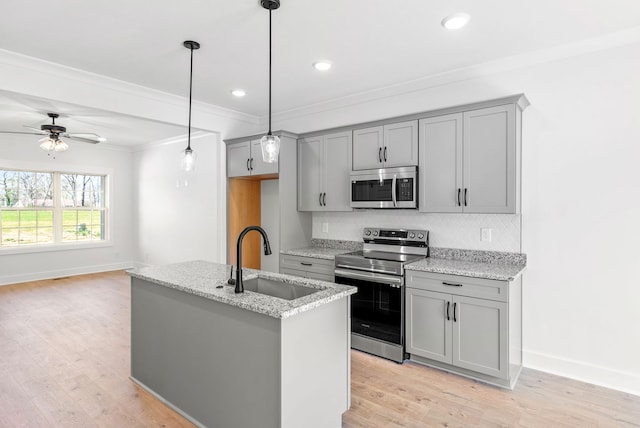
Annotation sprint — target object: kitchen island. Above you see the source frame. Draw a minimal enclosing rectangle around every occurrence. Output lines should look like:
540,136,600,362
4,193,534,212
127,260,356,428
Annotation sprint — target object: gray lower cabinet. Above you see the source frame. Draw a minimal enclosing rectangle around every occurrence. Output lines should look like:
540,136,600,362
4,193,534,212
419,101,524,213
280,254,335,282
227,139,278,177
405,271,522,389
298,131,352,211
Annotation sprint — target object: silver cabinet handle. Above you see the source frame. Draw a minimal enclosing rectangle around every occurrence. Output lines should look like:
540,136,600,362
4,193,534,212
443,282,463,287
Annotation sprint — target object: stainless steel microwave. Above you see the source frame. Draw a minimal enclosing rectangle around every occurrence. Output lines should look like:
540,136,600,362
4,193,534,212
350,166,418,209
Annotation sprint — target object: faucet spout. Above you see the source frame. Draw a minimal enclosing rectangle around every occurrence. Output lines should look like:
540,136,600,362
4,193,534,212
235,226,272,294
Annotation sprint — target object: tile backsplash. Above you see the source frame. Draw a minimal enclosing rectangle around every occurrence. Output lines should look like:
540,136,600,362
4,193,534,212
312,211,521,253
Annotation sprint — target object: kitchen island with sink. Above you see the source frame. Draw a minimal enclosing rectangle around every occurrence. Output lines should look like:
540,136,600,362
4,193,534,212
128,260,356,428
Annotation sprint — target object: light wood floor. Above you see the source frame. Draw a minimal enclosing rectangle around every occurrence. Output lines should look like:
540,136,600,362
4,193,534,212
0,271,638,427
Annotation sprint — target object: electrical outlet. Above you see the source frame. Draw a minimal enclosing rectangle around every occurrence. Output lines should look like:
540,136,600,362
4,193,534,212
481,228,492,242
322,222,329,233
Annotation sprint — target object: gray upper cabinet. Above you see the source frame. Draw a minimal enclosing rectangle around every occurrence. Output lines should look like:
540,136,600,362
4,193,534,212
298,131,352,212
227,139,278,178
352,120,418,170
420,103,521,213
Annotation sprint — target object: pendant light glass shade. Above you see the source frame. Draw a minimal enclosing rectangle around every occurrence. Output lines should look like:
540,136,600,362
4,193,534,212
39,136,68,152
181,40,200,171
180,147,197,172
39,138,56,151
260,0,280,163
260,133,280,163
53,139,69,152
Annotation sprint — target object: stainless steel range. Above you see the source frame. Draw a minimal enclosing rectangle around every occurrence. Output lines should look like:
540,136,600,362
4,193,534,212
334,228,429,363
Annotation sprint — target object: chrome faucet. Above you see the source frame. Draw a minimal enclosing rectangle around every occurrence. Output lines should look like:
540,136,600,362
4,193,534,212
233,226,272,293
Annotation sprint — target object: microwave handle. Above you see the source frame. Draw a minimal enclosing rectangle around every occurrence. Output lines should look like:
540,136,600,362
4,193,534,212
392,174,397,207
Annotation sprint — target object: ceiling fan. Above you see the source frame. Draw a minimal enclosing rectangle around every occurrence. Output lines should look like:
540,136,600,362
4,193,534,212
0,112,106,152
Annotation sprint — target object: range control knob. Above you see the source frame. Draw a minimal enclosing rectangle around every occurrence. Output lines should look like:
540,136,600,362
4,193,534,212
417,233,424,240
364,229,371,236
372,230,379,236
408,232,415,239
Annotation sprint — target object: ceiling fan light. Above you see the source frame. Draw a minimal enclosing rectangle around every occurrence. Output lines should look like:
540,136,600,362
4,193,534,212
54,139,69,152
181,147,197,172
260,134,280,163
40,138,56,151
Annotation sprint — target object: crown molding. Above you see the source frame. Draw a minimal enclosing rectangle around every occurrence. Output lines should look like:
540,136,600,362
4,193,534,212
131,130,217,152
269,26,640,124
0,49,260,130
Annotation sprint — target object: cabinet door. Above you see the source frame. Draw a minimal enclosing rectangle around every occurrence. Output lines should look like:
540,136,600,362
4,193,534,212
452,295,508,379
227,141,251,177
352,126,383,170
323,131,353,212
250,139,279,176
463,105,516,213
419,114,463,213
406,288,452,364
383,120,418,168
298,136,323,211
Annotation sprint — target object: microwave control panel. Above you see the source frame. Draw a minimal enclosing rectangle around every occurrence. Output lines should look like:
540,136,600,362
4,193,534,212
397,178,413,201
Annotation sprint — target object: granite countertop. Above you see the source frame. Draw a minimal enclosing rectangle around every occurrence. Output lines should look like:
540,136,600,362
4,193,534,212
405,257,526,281
127,260,356,319
280,247,354,260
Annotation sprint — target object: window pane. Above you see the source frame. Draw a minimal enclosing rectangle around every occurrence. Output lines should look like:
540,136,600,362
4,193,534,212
1,211,18,228
61,174,105,208
19,227,37,244
63,210,78,226
0,170,19,208
62,226,78,241
1,228,19,246
19,210,37,227
37,227,53,243
34,173,54,206
37,210,53,227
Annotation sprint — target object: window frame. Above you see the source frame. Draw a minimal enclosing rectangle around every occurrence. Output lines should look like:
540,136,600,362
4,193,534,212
0,160,112,255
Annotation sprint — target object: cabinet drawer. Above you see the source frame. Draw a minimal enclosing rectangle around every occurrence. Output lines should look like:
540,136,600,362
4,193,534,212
280,254,335,276
406,271,508,302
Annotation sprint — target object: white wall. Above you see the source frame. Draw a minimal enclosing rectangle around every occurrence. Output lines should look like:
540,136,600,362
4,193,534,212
132,134,226,266
0,135,135,284
276,43,640,395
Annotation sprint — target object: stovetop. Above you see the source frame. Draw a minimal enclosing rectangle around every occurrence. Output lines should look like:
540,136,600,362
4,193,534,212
339,250,426,264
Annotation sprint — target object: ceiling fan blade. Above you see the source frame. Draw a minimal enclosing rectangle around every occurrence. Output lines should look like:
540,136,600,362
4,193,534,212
22,125,46,134
67,132,106,142
0,130,48,136
65,135,101,144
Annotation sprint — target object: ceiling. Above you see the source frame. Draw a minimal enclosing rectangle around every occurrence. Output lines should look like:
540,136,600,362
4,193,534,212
1,0,640,146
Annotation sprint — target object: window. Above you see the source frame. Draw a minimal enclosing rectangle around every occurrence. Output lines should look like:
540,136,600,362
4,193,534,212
0,169,107,248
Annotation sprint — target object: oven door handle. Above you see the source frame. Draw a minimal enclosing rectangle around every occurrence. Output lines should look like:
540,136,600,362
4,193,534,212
334,268,403,286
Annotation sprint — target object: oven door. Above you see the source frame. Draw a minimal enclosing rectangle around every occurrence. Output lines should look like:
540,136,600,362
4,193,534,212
334,268,404,346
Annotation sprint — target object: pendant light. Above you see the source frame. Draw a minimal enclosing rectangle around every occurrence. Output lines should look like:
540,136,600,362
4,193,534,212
259,0,280,163
181,40,200,172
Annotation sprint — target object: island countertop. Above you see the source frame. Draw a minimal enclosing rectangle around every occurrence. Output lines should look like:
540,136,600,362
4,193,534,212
127,260,357,319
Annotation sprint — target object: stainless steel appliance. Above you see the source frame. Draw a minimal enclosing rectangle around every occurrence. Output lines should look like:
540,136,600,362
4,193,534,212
350,166,418,209
334,227,429,363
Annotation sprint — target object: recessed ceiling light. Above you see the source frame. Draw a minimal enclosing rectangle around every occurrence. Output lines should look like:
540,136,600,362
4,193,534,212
313,61,332,71
231,89,246,97
441,13,471,30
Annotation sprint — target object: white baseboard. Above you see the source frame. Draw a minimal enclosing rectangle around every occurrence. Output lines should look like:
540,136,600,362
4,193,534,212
524,349,640,397
0,261,136,286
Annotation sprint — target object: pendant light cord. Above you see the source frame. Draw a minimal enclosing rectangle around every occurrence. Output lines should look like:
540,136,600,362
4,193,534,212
187,45,194,150
268,8,273,135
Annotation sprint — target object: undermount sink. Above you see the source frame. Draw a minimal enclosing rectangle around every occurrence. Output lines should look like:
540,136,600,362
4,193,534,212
242,277,321,301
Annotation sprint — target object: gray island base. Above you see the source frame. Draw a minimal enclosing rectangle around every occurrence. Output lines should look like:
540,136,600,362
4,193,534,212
128,261,356,428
